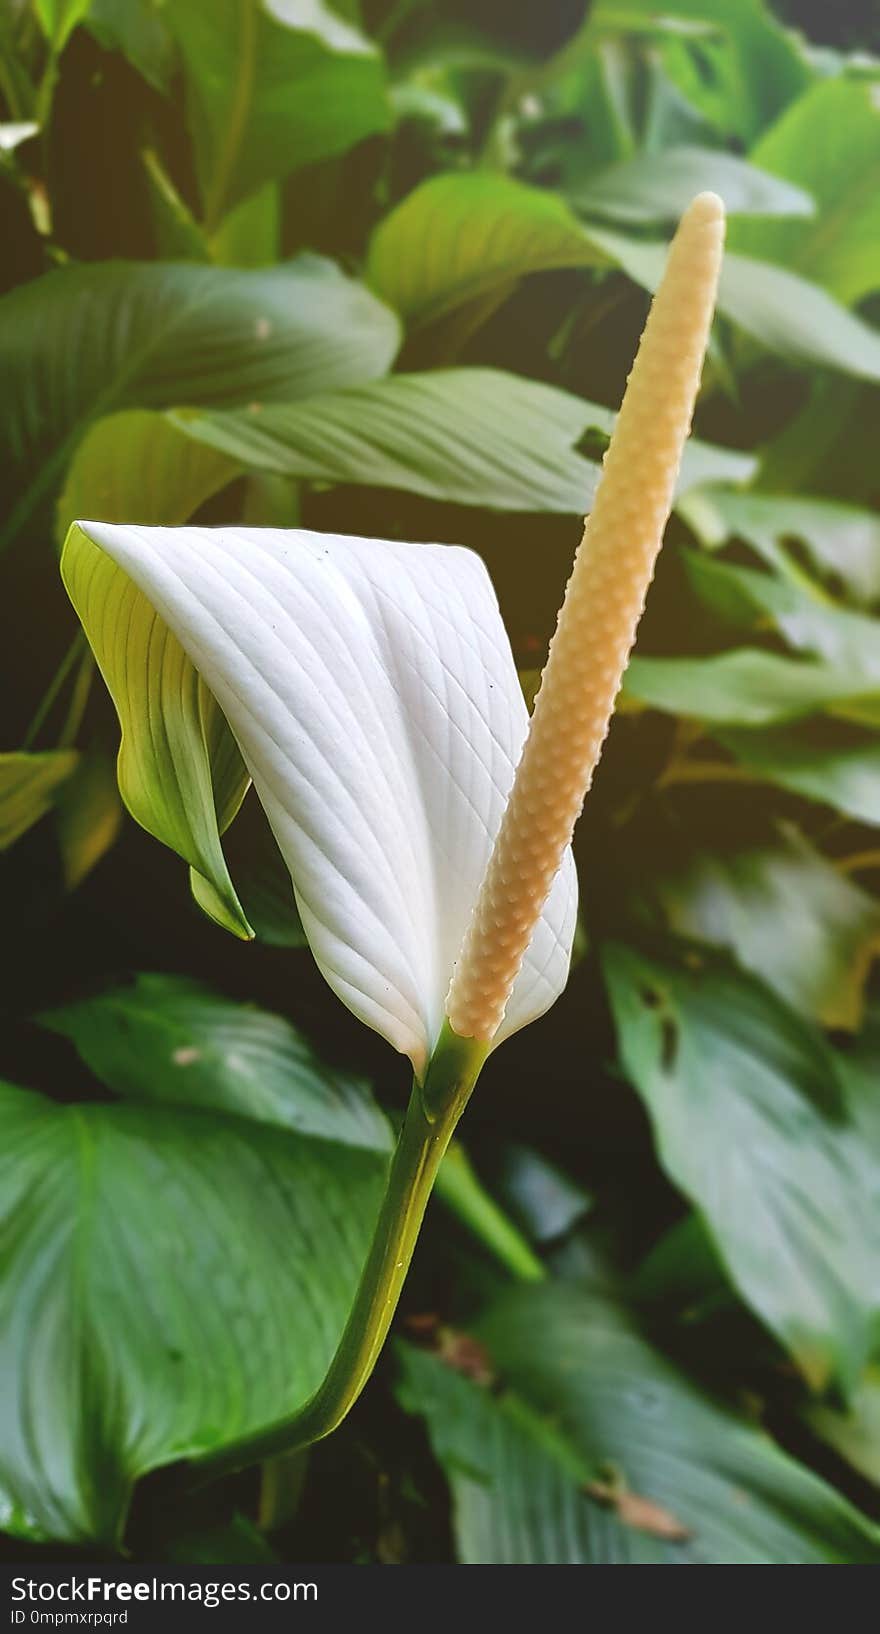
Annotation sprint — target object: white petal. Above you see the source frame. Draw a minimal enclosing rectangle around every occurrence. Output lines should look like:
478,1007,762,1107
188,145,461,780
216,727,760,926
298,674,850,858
75,523,577,1074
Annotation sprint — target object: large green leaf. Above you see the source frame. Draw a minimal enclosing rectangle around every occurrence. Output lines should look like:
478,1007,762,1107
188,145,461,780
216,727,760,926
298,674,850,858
728,79,880,304
366,172,607,328
85,0,173,92
40,972,390,1151
574,144,813,225
680,485,880,608
0,750,78,851
0,256,399,539
589,226,880,381
0,1074,387,1544
61,524,253,939
683,552,880,686
174,368,752,512
594,0,809,144
168,0,389,225
718,725,880,830
652,823,880,1030
56,409,241,545
174,370,601,512
602,943,879,1391
624,648,879,727
398,1281,880,1564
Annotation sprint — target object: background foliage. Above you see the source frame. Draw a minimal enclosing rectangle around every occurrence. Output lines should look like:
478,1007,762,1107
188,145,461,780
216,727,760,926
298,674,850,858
2,0,880,1565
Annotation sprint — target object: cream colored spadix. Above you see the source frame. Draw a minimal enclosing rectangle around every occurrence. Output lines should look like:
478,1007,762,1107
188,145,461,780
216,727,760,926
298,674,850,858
447,191,726,1040
62,520,577,1078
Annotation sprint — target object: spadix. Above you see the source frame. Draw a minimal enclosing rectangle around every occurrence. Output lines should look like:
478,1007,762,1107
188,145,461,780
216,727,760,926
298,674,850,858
62,520,577,1077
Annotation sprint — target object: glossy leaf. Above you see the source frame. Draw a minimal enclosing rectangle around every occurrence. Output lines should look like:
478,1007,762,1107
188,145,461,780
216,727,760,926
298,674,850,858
574,144,812,225
174,368,749,512
63,521,578,1076
653,823,880,1029
0,256,400,497
624,648,878,727
602,943,879,1391
398,1280,880,1564
0,1076,386,1543
729,79,880,304
590,225,880,380
719,726,880,829
681,485,880,608
40,972,390,1151
168,0,389,222
366,172,607,327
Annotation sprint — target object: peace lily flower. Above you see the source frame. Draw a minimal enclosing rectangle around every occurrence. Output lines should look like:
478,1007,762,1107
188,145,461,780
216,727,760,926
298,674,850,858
61,193,724,1464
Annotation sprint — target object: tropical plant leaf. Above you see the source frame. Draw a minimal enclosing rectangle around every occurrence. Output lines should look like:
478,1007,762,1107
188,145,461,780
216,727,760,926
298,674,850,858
397,1280,880,1564
680,485,880,608
602,942,879,1391
624,648,879,727
40,972,390,1151
366,172,607,328
173,370,601,513
652,823,880,1029
718,725,880,829
0,255,400,534
168,0,389,224
60,526,253,940
593,0,809,143
57,409,241,545
85,0,174,92
0,1075,387,1543
63,521,578,1076
589,225,880,380
683,552,880,686
574,144,813,224
728,79,880,304
0,749,79,851
174,369,753,512
805,1369,880,1490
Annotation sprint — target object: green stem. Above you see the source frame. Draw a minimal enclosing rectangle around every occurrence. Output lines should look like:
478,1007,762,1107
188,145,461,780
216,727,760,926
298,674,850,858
191,1025,489,1480
202,0,257,237
22,629,85,750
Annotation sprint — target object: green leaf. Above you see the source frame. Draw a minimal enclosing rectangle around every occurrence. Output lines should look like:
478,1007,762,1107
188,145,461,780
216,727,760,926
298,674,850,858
0,1075,386,1543
174,369,601,513
33,0,91,51
366,173,607,328
589,226,880,381
397,1281,880,1563
174,368,751,513
718,725,880,830
728,79,880,304
40,972,390,1151
61,523,253,940
574,144,813,225
168,0,389,225
85,0,174,92
683,552,880,687
0,749,78,850
624,648,878,727
680,485,880,608
602,943,879,1391
56,409,241,546
0,256,400,539
594,0,810,144
653,823,880,1030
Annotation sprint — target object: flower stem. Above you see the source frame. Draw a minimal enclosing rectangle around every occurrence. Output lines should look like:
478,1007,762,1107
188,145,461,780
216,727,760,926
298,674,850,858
190,1026,489,1480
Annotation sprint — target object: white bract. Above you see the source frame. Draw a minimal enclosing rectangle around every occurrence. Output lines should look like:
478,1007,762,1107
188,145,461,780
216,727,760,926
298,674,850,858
65,521,577,1077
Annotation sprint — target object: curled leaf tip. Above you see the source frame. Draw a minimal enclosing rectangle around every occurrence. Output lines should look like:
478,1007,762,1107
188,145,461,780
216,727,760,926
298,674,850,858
445,195,725,1043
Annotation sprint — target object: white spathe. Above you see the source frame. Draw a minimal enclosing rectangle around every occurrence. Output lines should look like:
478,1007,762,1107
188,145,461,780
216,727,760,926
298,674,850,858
75,522,578,1075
